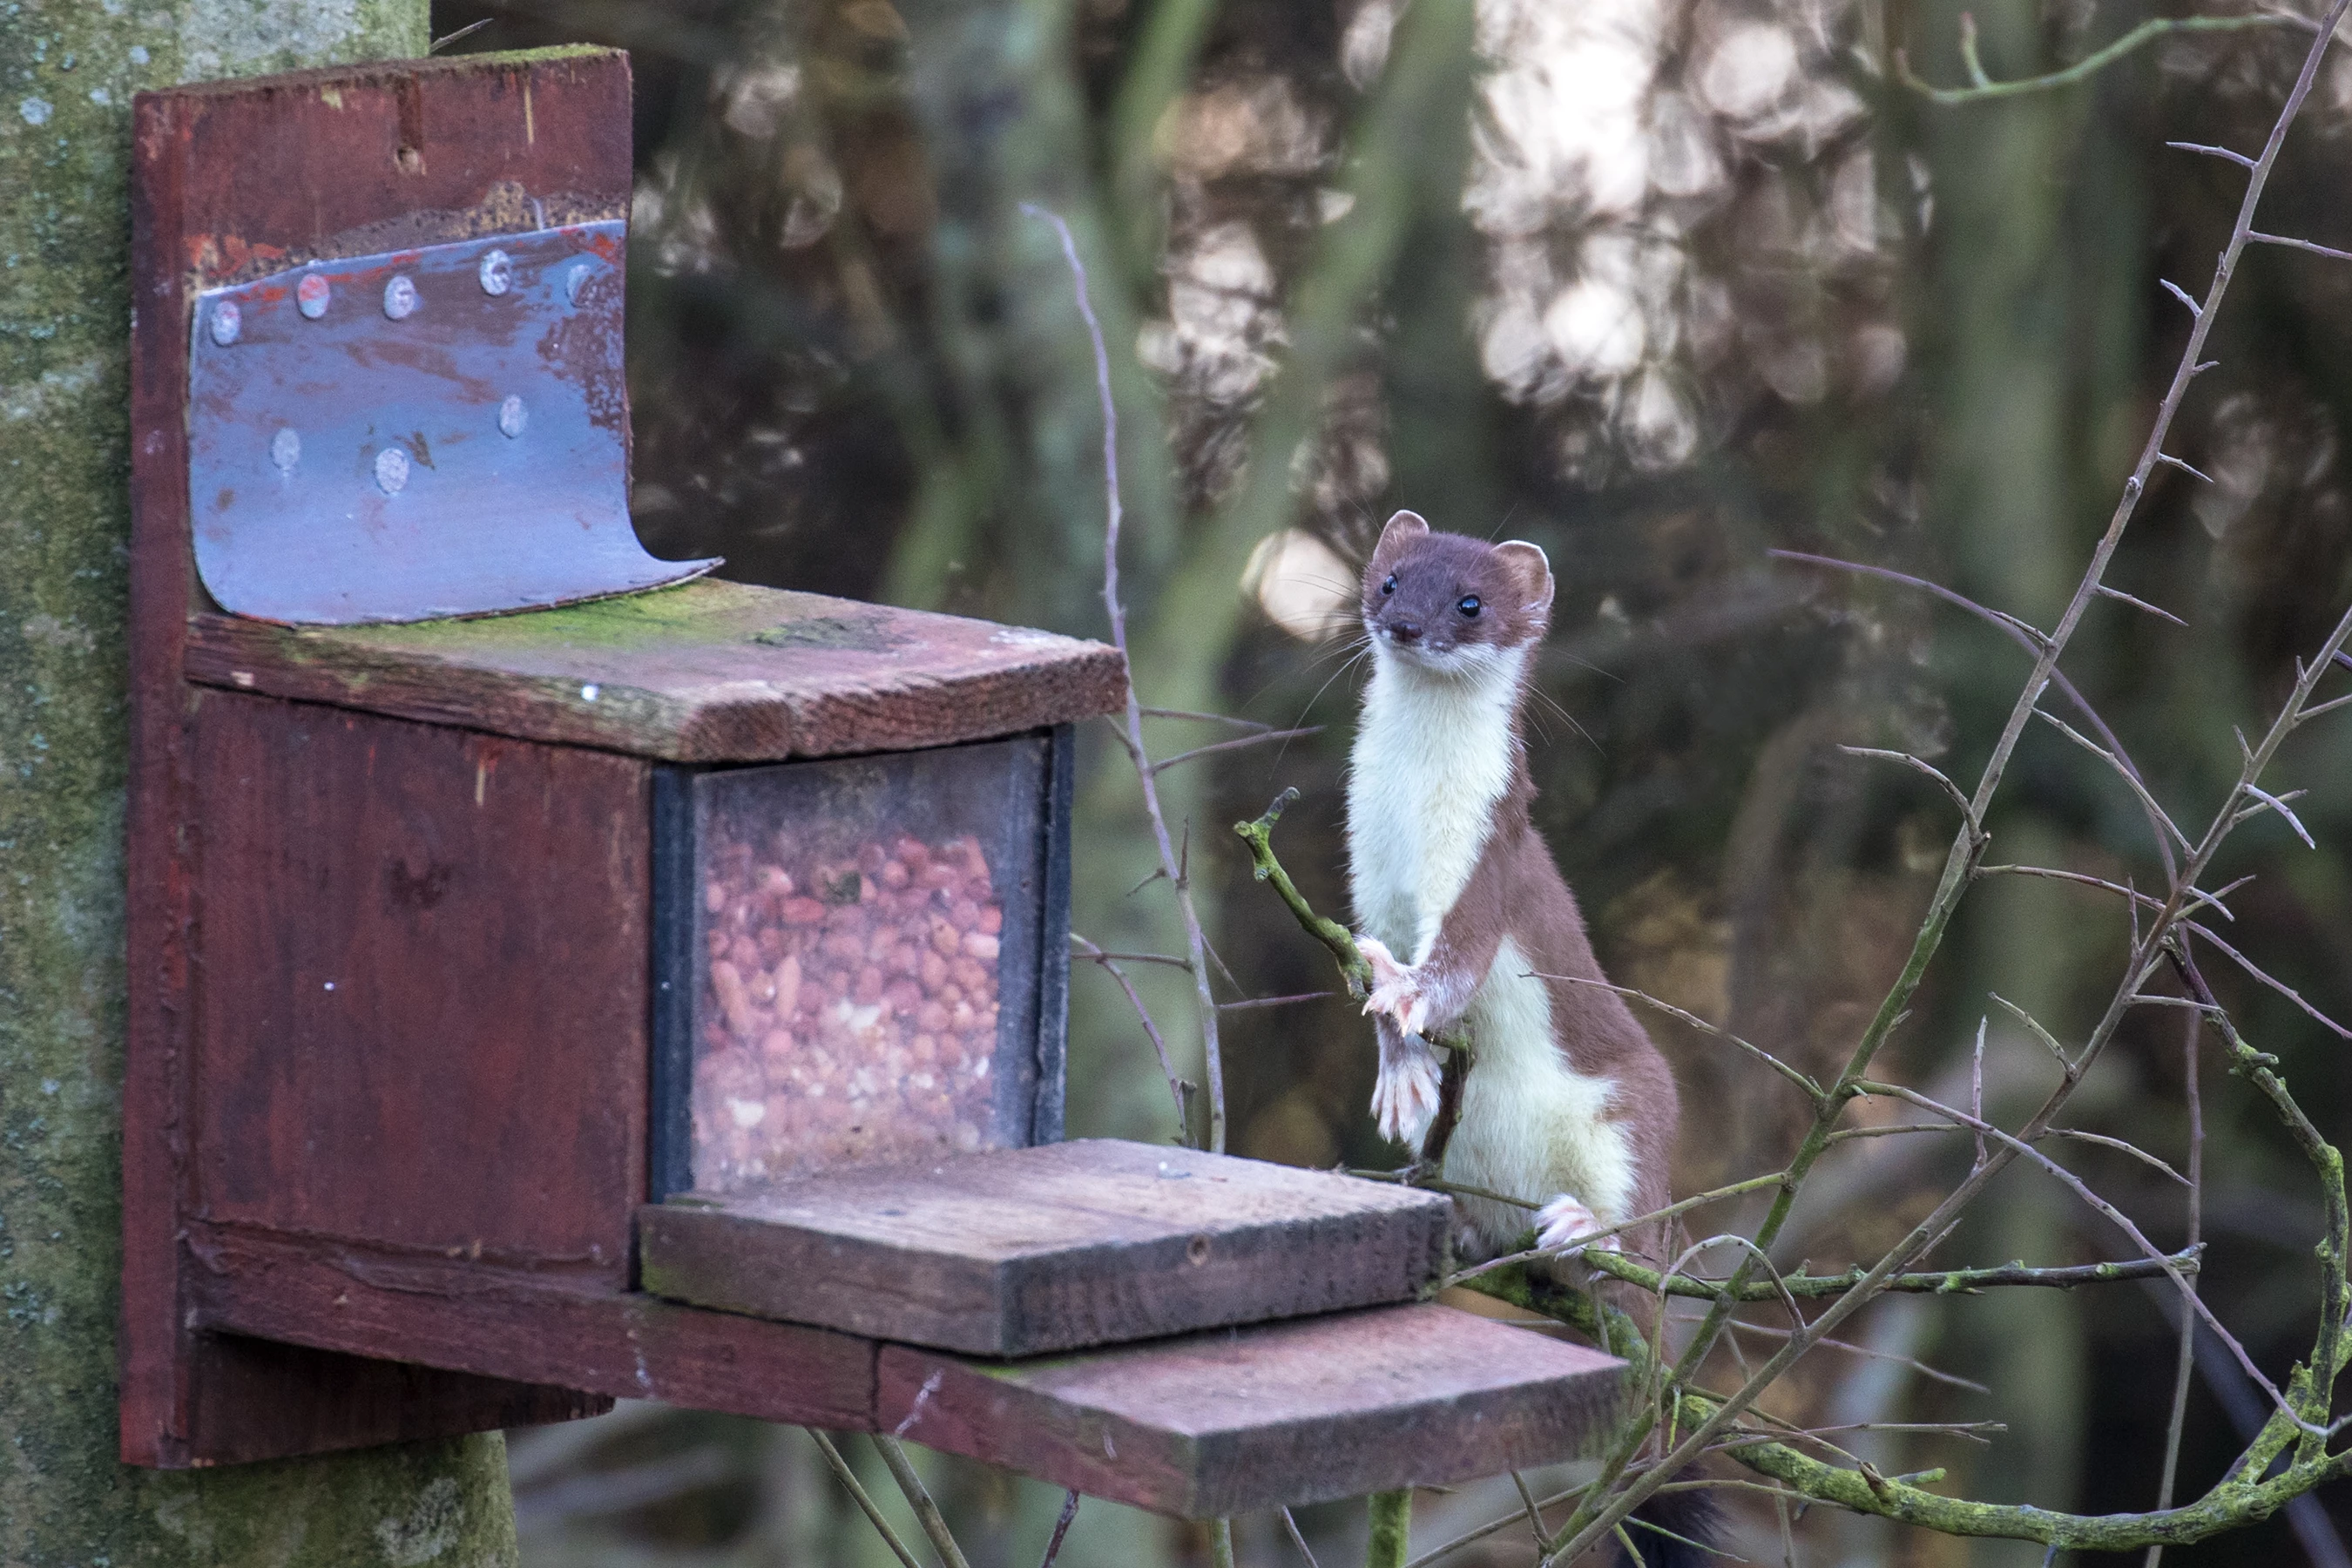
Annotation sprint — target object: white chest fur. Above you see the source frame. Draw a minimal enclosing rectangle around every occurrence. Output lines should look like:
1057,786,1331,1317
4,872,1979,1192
1445,938,1634,1247
1346,641,1526,963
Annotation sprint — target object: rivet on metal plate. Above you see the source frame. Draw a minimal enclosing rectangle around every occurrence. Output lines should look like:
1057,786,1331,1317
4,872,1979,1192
270,428,300,471
209,301,240,346
477,248,513,296
297,274,331,320
373,445,410,495
382,274,420,320
185,224,720,624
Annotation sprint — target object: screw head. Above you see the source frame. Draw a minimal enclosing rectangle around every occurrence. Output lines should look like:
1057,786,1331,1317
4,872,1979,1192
382,274,420,320
296,274,331,319
477,248,513,296
270,428,301,471
373,445,410,495
209,301,240,346
564,260,591,306
497,395,529,439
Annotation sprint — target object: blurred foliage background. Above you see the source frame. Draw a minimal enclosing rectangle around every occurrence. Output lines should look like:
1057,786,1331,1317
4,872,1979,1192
430,0,2352,1561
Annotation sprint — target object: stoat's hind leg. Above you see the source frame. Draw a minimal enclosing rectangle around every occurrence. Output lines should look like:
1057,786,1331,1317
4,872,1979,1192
1534,1193,1622,1257
1369,1014,1443,1148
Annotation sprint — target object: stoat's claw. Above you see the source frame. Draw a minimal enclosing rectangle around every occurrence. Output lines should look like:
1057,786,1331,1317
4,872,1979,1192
1534,1194,1621,1258
1356,936,1430,1037
1370,1050,1443,1147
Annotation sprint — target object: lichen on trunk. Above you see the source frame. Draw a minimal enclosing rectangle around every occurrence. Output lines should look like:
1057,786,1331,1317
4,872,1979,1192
0,2,520,1563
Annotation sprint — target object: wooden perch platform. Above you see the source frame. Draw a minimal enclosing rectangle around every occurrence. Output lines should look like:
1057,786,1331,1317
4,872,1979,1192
189,1217,1623,1516
639,1139,1454,1355
880,1304,1624,1517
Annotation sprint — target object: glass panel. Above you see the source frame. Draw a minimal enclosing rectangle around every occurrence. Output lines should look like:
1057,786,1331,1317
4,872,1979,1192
682,738,1047,1193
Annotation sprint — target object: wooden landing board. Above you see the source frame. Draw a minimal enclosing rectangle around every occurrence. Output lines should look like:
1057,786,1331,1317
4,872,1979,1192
880,1302,1627,1518
193,1225,1628,1516
637,1139,1453,1355
183,578,1128,762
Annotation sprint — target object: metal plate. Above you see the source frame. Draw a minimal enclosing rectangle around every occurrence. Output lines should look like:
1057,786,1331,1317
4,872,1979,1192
186,223,720,625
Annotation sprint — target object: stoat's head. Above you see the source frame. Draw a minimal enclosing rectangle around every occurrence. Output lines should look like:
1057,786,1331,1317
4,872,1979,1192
1360,510,1554,678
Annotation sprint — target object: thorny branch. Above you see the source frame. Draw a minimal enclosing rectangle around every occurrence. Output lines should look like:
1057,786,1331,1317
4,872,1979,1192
1209,8,2352,1562
1527,3,2352,1553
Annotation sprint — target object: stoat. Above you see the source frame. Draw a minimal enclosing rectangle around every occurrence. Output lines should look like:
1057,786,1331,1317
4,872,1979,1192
1345,510,1680,1264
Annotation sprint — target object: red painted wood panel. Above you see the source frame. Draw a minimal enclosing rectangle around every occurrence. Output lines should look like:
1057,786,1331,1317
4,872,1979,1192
126,50,635,1464
189,691,647,1274
186,1223,875,1431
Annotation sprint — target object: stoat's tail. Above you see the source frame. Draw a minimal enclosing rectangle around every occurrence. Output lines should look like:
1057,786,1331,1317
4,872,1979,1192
1616,1490,1727,1568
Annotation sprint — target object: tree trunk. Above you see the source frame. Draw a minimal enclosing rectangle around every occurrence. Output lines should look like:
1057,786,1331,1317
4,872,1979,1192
0,3,520,1563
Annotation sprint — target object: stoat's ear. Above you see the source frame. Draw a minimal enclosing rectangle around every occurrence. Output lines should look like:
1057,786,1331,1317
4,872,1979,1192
1374,510,1429,558
1494,541,1555,617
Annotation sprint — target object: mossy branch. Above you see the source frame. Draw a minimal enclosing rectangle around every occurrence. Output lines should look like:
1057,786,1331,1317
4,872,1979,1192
1233,789,1470,1055
1462,1263,2352,1551
1235,787,1371,997
1234,790,1473,1175
1579,1245,2205,1301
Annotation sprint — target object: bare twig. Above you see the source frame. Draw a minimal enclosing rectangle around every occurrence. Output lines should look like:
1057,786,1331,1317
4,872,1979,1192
2096,582,2189,626
2168,139,2257,169
2184,920,2352,1039
1027,202,1227,1152
2145,1006,2205,1568
1548,9,2352,1548
1149,726,1323,775
428,16,496,51
1536,973,1825,1105
1218,990,1335,1011
1896,10,2305,103
808,1430,925,1568
2246,230,2352,263
875,1435,973,1568
1038,1490,1081,1568
1071,934,1190,1134
1281,1506,1324,1568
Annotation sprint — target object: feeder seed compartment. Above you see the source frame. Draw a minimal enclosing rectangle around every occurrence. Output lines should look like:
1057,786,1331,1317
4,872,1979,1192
652,732,1070,1200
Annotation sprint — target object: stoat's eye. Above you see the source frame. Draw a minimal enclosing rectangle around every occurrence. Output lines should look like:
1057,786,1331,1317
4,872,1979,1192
1381,574,1397,596
1457,595,1482,618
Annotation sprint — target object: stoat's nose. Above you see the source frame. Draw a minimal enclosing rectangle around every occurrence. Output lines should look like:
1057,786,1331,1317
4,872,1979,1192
1390,619,1423,643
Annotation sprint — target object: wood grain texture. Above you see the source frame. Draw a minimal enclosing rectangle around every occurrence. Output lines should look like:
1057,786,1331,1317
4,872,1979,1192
186,1222,875,1430
183,580,1129,761
877,1302,1628,1518
189,690,648,1278
127,48,636,1466
638,1140,1452,1355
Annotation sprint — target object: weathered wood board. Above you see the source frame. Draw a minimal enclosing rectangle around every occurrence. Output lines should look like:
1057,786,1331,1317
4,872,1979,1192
189,690,649,1278
126,44,641,1467
638,1140,1454,1355
187,1221,878,1433
878,1302,1627,1518
184,579,1128,762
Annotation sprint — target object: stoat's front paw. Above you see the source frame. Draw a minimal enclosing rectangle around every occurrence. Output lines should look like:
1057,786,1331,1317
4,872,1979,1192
1356,936,1431,1037
1534,1193,1622,1258
1370,1049,1442,1147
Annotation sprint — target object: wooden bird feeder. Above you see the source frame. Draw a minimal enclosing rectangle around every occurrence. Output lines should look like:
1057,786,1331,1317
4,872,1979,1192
122,47,1625,1513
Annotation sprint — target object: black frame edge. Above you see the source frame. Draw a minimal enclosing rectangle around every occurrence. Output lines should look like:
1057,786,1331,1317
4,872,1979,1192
1031,723,1076,1146
647,764,695,1204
